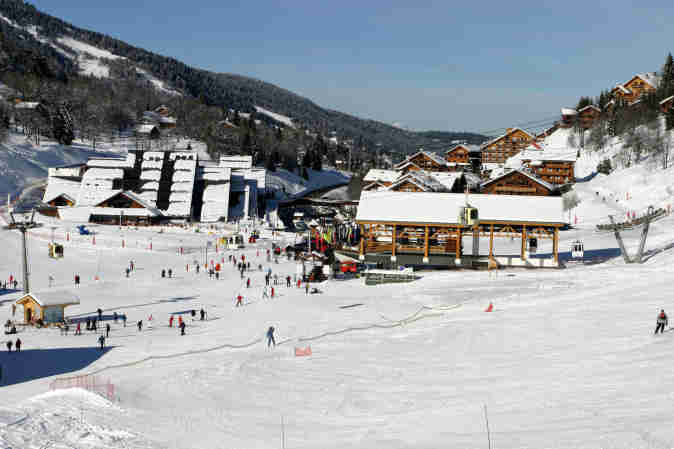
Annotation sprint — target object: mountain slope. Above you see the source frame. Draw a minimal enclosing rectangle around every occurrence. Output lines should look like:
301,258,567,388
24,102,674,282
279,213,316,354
0,0,485,151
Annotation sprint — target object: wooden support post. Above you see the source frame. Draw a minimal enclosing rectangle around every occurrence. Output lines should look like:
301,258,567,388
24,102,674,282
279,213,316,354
391,225,397,262
553,227,559,264
521,225,526,260
455,227,461,265
489,224,494,258
359,224,365,261
423,226,429,263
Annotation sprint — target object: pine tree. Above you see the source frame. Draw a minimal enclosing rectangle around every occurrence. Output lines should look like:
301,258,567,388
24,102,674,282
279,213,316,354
576,96,593,110
660,53,674,97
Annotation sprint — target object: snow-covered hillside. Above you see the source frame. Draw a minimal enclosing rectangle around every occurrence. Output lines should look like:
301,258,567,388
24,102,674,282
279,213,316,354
0,132,124,203
254,106,295,128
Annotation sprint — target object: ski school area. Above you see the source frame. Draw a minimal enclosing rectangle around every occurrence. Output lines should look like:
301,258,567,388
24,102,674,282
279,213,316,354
2,190,674,449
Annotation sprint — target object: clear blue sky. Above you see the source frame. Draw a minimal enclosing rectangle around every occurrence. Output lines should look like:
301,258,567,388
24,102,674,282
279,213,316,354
32,0,674,133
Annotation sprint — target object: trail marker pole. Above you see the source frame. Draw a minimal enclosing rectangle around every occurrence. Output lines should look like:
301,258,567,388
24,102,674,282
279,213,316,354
484,404,492,449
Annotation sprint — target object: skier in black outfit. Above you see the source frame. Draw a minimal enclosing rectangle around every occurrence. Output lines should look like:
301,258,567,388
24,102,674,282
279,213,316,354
200,308,205,321
98,335,105,350
106,323,111,338
161,269,166,278
137,320,143,331
180,321,186,336
655,309,668,334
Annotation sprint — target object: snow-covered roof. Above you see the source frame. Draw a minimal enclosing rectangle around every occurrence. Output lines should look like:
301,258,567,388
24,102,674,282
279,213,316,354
220,155,253,169
636,72,661,88
446,144,480,154
561,108,577,116
81,167,123,181
158,116,176,124
389,170,451,192
613,84,631,94
14,101,40,109
92,191,162,216
481,168,555,192
506,144,577,166
577,105,601,114
363,169,399,183
134,124,159,134
198,166,231,182
394,150,449,169
394,161,422,171
357,191,564,225
200,181,231,222
660,95,674,105
86,157,131,168
18,291,80,307
43,176,82,204
480,128,534,150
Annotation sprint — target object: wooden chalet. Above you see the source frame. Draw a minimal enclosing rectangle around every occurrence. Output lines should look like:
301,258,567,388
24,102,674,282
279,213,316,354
46,193,76,207
362,181,389,192
16,292,80,325
355,191,565,268
363,169,398,188
661,95,674,114
507,144,576,185
444,144,473,172
560,108,577,128
611,73,660,104
395,161,422,175
577,105,601,130
480,128,534,165
394,150,450,173
481,169,555,196
387,171,463,193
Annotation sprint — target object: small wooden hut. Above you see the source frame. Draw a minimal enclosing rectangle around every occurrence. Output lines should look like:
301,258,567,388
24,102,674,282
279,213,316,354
15,292,80,325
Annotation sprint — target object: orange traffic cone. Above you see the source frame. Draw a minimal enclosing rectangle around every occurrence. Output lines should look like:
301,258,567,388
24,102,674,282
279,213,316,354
485,303,494,312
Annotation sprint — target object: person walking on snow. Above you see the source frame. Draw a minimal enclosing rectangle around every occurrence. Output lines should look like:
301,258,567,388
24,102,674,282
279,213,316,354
178,316,183,328
169,315,174,327
168,268,172,278
6,340,12,352
200,308,205,321
266,326,276,347
106,323,110,338
655,309,668,334
247,278,251,288
137,320,143,331
236,294,243,307
15,338,20,352
180,320,186,336
76,322,81,335
98,334,105,350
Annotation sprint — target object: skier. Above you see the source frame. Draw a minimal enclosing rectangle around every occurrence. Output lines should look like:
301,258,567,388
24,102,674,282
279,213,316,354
76,322,81,335
200,308,205,321
266,326,276,347
247,278,251,288
305,283,310,295
655,309,668,334
6,340,12,352
113,312,118,323
286,276,291,288
137,320,143,331
180,320,186,336
168,268,172,278
236,294,243,307
169,315,174,327
98,334,105,350
262,286,269,299
125,268,130,278
14,338,20,352
75,274,80,285
161,269,166,278
130,260,135,271
178,316,183,328
196,264,200,274
191,309,196,320
106,323,110,338
271,287,275,298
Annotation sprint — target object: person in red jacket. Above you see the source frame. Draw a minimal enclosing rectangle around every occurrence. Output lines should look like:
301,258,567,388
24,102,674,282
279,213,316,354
169,315,174,327
236,295,243,307
655,309,668,334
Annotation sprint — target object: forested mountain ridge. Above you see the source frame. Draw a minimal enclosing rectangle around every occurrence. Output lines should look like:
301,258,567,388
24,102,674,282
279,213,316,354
0,0,485,155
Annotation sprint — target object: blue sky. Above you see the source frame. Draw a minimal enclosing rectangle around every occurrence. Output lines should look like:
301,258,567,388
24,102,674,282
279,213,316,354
32,1,674,133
